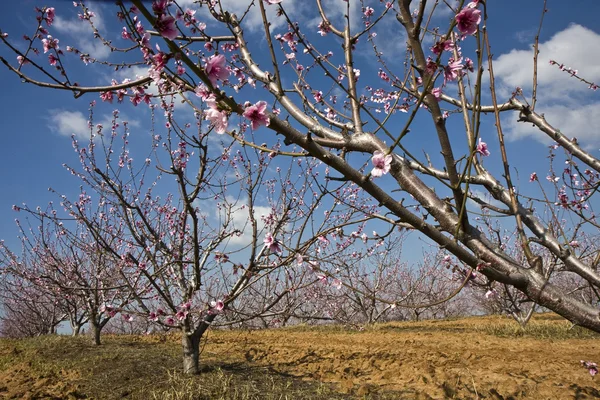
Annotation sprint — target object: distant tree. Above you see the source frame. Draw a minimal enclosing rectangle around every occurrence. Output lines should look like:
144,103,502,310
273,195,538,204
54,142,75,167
0,274,64,338
295,234,470,326
0,208,134,345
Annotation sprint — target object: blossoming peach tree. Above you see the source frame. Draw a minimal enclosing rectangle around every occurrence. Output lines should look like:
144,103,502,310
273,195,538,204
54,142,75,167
0,204,137,345
1,0,600,372
6,106,378,372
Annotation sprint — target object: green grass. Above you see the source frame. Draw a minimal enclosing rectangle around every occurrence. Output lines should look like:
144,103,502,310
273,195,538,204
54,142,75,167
474,319,600,339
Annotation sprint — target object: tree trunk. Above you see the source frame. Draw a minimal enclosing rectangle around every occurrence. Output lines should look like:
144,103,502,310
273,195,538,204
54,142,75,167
90,319,101,345
71,323,81,337
182,331,202,374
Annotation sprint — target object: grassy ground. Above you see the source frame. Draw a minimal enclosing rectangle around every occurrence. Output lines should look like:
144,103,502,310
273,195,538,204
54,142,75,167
1,313,599,399
0,334,358,399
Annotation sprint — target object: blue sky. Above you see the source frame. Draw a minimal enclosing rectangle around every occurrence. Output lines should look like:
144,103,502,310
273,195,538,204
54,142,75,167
1,0,600,254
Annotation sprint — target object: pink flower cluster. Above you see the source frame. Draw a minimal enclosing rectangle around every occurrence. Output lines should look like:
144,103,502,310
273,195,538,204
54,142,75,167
264,232,281,253
204,96,228,134
204,54,230,86
455,2,482,36
243,101,270,130
152,0,178,40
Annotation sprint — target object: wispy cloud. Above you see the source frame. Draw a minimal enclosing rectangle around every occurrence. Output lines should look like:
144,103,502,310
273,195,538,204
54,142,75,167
52,1,111,59
47,110,89,139
48,110,140,140
194,196,275,249
491,24,600,147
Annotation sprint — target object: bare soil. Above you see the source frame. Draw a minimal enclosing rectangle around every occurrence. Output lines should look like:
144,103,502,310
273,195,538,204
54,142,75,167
1,314,599,399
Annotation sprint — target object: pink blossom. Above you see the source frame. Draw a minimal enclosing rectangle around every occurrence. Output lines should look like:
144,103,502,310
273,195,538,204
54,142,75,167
204,96,228,134
264,232,282,253
152,0,168,16
378,69,390,82
431,39,454,55
48,54,58,66
243,101,270,130
581,360,598,377
431,87,443,101
325,108,336,119
464,57,474,72
195,84,210,101
425,58,437,76
45,7,55,26
156,14,178,40
121,27,132,41
364,7,374,17
444,58,463,83
371,150,392,177
318,21,331,36
455,7,481,36
332,279,342,290
210,300,225,312
529,172,538,182
41,35,59,53
476,138,490,157
205,54,230,86
17,55,29,66
264,0,283,4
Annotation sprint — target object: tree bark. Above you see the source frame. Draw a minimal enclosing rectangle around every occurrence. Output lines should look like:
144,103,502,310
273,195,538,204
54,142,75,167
71,324,81,337
182,330,202,374
90,319,101,345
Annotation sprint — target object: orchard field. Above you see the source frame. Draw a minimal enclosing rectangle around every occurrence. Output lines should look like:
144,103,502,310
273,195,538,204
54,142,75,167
2,1,600,399
1,313,599,399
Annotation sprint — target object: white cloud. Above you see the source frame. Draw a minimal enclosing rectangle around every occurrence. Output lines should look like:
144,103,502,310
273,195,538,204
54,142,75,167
48,110,140,140
48,110,89,139
492,24,600,147
193,0,299,32
493,24,600,99
194,196,274,249
53,2,111,59
227,203,273,247
503,103,600,148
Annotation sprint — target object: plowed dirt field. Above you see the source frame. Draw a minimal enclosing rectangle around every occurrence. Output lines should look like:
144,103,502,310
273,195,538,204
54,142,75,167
205,315,600,398
1,314,599,399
